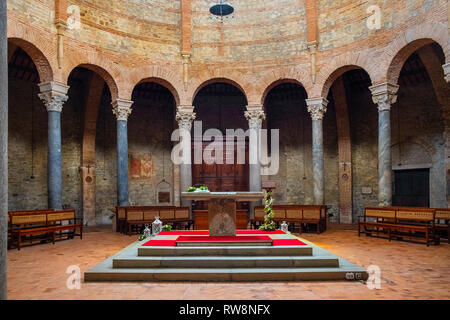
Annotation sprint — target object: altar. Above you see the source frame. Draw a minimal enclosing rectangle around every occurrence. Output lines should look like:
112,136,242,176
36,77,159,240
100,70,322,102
181,192,264,236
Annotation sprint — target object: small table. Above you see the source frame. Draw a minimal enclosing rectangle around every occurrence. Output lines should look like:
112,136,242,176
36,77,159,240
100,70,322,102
182,192,264,236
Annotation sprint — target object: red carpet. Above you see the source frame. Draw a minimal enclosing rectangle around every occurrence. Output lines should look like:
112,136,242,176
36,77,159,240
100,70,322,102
158,230,209,235
142,236,306,247
157,230,286,236
142,240,176,247
272,239,306,246
176,235,271,242
236,230,286,235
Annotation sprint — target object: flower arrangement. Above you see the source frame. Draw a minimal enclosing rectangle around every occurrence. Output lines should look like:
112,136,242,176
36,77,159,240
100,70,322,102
258,191,276,231
162,224,172,231
186,186,210,192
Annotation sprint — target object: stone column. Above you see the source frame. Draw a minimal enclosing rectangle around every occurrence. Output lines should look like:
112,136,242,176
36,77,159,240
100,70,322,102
176,106,196,208
245,108,266,219
0,0,8,300
306,98,328,205
38,82,70,210
443,63,450,83
112,99,133,206
369,83,399,207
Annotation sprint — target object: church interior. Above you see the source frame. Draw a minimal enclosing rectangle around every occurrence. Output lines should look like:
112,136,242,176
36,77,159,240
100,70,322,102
0,0,449,300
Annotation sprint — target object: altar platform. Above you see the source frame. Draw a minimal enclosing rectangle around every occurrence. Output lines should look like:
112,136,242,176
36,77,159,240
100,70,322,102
84,230,368,282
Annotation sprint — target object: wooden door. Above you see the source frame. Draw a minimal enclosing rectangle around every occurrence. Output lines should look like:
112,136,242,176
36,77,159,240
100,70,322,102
393,169,430,207
192,139,249,210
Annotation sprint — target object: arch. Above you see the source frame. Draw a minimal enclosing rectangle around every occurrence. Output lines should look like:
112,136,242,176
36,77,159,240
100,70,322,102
379,23,450,84
126,65,184,105
313,50,374,98
187,69,251,105
132,77,180,106
67,64,120,100
256,66,312,105
8,37,53,83
191,77,249,105
261,79,308,106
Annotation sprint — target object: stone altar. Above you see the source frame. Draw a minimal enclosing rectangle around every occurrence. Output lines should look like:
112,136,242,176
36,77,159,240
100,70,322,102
181,192,264,236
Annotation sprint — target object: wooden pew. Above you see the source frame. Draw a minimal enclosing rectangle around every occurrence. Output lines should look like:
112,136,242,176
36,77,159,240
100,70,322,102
358,207,437,246
434,208,450,244
9,209,82,250
117,206,193,235
251,205,327,233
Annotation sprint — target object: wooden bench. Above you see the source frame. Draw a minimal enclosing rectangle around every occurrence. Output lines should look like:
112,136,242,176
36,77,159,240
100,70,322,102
9,209,83,250
358,207,438,246
251,205,327,233
434,208,450,244
116,206,193,235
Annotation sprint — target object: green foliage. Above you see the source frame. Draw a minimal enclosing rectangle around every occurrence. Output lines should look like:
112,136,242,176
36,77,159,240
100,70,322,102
199,186,209,191
186,186,197,192
138,234,147,241
258,191,276,231
162,224,172,231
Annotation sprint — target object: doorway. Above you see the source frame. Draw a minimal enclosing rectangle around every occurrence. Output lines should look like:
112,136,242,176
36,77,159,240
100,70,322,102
393,168,430,207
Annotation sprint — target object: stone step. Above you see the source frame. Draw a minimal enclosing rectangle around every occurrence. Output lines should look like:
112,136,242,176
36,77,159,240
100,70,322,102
112,256,340,269
138,245,313,257
84,266,368,282
175,240,273,247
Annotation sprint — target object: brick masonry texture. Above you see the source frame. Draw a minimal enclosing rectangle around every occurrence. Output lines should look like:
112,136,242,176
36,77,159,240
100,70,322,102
5,0,450,224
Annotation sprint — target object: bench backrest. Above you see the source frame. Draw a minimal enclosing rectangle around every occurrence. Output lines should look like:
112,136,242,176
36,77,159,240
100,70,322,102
10,209,77,226
435,208,450,220
254,205,326,220
365,207,435,223
120,206,190,222
395,208,434,222
364,208,396,219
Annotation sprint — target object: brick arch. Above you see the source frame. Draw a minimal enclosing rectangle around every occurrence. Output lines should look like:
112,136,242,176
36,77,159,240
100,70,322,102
256,67,312,105
8,37,54,83
260,79,309,107
63,49,122,100
380,23,450,84
313,51,374,98
132,77,181,106
67,64,120,101
187,70,251,105
126,65,183,105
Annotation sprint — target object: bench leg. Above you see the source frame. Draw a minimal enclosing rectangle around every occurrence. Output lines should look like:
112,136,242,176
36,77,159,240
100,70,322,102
388,228,391,242
358,223,361,237
52,232,56,245
80,226,83,240
426,229,429,247
17,233,21,251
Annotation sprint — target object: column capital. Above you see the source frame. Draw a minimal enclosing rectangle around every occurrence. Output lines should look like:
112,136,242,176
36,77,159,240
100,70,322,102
306,97,328,120
443,63,450,83
112,99,133,121
369,82,399,112
245,109,266,129
38,81,69,112
176,106,196,130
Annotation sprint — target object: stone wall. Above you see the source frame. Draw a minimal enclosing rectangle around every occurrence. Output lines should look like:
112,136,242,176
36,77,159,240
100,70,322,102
265,86,340,222
8,77,83,216
94,92,176,224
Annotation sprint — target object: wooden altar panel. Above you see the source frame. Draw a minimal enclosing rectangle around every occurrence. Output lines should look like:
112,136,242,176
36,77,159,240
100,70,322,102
192,139,249,212
193,210,248,230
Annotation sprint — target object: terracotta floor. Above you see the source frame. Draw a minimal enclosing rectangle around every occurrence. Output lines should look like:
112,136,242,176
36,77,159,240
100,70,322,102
6,224,450,300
